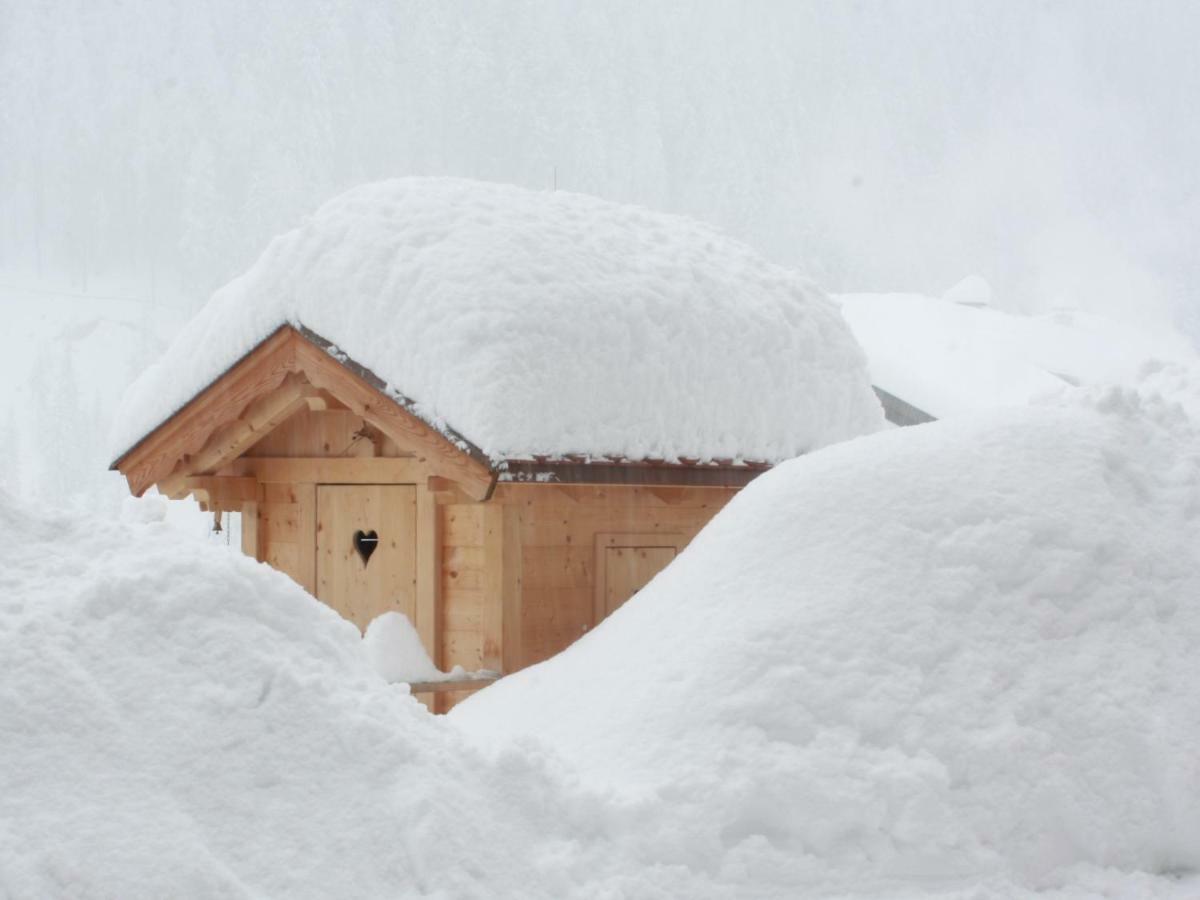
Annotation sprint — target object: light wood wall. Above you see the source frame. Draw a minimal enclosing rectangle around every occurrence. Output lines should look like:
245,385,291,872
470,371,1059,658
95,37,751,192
246,408,411,459
500,484,736,665
233,405,742,713
434,483,737,711
440,503,486,670
257,482,316,594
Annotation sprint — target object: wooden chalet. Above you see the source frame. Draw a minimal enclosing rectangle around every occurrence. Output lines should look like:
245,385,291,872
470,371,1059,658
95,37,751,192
111,323,764,710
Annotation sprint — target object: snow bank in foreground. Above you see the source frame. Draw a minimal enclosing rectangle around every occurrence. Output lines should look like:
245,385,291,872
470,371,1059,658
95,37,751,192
111,177,883,464
454,370,1200,891
0,498,599,899
8,372,1200,898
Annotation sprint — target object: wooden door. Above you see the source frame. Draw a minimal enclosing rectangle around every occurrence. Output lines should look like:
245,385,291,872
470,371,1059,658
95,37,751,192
602,545,677,618
316,484,417,631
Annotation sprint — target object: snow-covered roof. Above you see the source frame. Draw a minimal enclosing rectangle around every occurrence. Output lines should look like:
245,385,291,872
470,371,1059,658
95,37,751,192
839,290,1198,420
112,178,883,465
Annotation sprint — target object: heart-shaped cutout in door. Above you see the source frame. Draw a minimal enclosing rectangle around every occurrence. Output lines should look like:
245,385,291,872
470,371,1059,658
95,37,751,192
353,530,379,566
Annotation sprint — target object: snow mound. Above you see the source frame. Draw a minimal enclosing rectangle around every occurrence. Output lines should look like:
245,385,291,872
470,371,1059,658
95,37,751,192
362,611,444,682
111,177,883,464
6,380,1200,896
453,374,1200,889
0,494,603,899
362,611,487,684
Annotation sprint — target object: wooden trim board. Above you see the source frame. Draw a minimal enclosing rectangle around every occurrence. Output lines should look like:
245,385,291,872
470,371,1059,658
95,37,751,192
224,457,433,485
408,675,498,694
500,461,765,488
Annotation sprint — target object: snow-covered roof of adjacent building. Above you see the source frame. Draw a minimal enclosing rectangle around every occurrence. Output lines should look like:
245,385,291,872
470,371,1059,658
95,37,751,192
112,178,883,466
839,289,1199,420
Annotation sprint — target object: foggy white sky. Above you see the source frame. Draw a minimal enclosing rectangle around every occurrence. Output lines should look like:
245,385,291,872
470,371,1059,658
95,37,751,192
2,0,1198,343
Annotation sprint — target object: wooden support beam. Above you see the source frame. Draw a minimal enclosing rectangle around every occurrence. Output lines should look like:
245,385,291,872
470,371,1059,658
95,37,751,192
480,504,504,673
241,497,260,559
158,374,312,496
181,375,312,474
415,483,441,668
426,476,457,493
173,476,259,511
224,457,433,485
408,676,498,694
501,503,523,674
294,482,316,595
480,502,523,675
426,476,475,505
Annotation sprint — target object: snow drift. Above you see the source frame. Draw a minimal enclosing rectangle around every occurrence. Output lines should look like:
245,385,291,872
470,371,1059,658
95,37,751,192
0,496,608,899
8,369,1200,897
111,177,883,465
453,370,1200,890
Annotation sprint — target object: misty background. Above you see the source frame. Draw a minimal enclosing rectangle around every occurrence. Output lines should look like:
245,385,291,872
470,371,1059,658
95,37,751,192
1,0,1198,511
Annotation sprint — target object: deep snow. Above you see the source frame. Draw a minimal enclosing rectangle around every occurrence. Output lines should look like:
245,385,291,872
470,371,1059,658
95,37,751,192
454,369,1200,891
111,177,883,465
4,371,1199,898
0,493,606,900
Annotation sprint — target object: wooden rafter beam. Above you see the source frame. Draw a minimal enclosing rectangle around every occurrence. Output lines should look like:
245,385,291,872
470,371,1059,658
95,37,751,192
171,476,259,512
114,326,300,496
158,374,314,496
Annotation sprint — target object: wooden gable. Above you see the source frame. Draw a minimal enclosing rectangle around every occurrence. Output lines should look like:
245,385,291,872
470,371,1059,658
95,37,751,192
111,325,496,503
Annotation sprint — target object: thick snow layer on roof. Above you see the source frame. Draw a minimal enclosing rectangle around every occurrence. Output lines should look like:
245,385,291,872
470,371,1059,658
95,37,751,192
111,178,883,463
453,370,1200,891
839,290,1199,419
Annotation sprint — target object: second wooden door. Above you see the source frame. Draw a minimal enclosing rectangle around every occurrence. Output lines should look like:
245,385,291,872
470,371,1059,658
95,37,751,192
602,545,677,618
